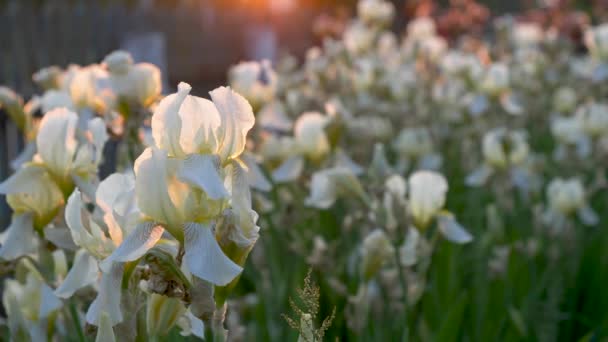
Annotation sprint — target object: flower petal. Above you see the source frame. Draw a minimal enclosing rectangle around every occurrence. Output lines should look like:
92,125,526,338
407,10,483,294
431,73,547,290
437,213,473,244
178,94,221,155
86,263,124,326
209,86,255,161
55,249,99,298
272,155,304,183
151,82,190,157
10,141,36,170
177,154,228,200
0,214,36,260
96,173,135,214
36,108,78,177
578,205,599,226
100,222,163,272
184,222,242,286
95,312,116,342
88,117,109,164
40,283,63,318
241,154,272,192
134,147,181,226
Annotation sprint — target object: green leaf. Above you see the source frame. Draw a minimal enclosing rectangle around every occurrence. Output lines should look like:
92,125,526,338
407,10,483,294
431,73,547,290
435,292,467,342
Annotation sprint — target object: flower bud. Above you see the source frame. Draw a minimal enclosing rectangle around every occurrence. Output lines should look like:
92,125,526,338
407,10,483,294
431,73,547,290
33,66,63,90
361,229,394,281
408,171,448,230
576,102,608,137
546,178,585,215
0,86,27,131
482,128,529,168
393,127,433,160
146,293,186,337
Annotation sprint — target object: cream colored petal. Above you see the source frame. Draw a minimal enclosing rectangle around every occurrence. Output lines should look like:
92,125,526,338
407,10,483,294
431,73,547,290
36,108,78,177
151,82,190,157
134,148,181,225
96,173,135,214
209,86,255,162
178,95,221,155
408,171,448,228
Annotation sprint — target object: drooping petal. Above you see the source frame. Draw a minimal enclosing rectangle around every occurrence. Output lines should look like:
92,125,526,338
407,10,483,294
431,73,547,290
183,222,242,286
178,310,205,339
39,283,63,318
272,155,304,183
44,226,79,251
177,154,228,200
241,154,272,192
36,108,78,177
437,213,473,244
151,82,190,157
0,214,35,260
578,205,599,226
10,141,36,170
134,147,181,226
465,165,493,187
209,86,255,162
55,249,99,298
0,165,48,195
86,263,124,326
99,222,163,272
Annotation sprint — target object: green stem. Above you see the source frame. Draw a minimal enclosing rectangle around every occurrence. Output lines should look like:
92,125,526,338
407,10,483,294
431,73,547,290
68,300,86,342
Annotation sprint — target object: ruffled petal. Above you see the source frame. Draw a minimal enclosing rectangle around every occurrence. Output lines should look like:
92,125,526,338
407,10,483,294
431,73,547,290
178,94,221,155
100,222,163,272
209,86,255,162
151,82,189,157
184,222,242,286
